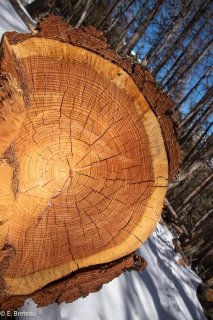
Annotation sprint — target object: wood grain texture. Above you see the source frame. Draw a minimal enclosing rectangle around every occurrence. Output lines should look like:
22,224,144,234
0,15,180,309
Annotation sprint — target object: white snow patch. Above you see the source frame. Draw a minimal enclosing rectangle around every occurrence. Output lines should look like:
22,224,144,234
17,224,206,320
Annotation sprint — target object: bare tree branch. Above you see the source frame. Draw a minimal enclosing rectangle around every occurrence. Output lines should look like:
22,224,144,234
10,0,37,32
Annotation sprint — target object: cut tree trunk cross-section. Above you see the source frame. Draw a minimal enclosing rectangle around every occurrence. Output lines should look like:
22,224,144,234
0,15,181,310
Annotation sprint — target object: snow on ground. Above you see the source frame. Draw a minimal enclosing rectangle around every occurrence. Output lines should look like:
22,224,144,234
17,224,206,320
0,2,207,319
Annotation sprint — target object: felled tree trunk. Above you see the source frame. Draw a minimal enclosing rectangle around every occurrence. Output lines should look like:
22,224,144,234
0,15,181,310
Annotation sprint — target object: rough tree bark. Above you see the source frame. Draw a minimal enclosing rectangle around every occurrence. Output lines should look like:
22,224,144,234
0,15,180,310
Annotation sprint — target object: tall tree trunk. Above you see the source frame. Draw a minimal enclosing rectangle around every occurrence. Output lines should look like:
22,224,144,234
180,105,211,146
10,0,36,31
118,0,163,56
148,0,193,66
160,16,208,88
174,66,212,111
105,0,126,33
183,122,212,164
192,209,213,233
67,0,83,23
179,172,213,214
168,160,203,192
152,0,211,76
75,0,92,27
183,137,213,178
168,38,213,94
106,0,137,36
179,87,213,129
97,0,122,29
115,1,147,52
164,198,179,220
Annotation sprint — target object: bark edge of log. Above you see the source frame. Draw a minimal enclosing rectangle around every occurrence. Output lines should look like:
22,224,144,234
0,15,181,310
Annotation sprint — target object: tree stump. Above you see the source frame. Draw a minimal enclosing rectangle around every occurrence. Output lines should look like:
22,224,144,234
0,15,181,310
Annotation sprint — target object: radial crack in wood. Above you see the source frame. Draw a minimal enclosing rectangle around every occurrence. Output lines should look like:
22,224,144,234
0,15,181,309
